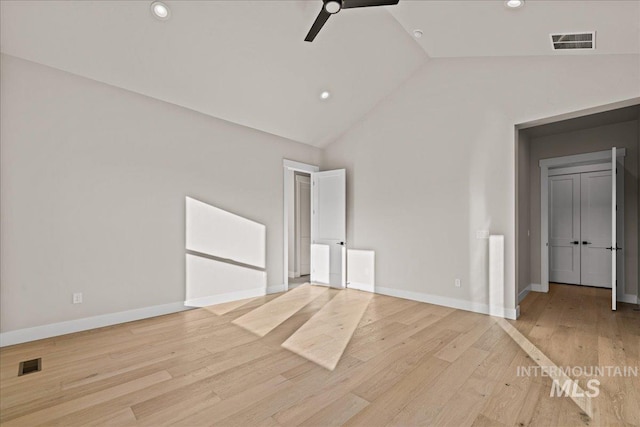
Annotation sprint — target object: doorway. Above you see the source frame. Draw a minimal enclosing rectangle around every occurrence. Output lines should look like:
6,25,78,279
290,172,311,288
549,167,615,288
283,160,347,291
283,160,319,291
541,149,625,307
514,100,640,316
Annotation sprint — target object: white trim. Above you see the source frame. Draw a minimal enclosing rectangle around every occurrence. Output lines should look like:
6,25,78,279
267,284,287,294
518,285,531,303
375,286,518,320
283,159,319,293
548,162,611,177
619,294,637,305
516,98,640,130
0,302,189,347
283,159,320,173
184,287,265,308
347,282,375,293
530,283,547,292
539,148,626,168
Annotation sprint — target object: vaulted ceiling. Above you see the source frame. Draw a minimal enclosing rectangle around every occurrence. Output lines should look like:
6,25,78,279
2,1,638,147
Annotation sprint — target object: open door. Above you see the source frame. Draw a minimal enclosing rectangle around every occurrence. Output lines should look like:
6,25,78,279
311,169,346,288
611,147,617,311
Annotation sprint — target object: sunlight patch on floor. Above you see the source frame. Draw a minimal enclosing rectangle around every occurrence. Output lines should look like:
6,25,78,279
232,284,328,337
282,289,373,370
204,296,261,316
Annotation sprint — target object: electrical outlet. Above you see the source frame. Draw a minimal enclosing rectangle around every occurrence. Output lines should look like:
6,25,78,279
72,293,83,304
455,279,461,288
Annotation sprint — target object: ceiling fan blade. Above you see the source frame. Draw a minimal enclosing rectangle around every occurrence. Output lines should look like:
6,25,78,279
342,0,399,9
305,8,332,42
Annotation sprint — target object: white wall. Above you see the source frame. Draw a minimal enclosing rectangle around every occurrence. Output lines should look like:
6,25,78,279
526,120,639,297
322,54,640,314
0,55,321,333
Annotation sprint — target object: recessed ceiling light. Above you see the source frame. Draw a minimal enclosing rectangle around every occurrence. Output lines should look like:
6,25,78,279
413,29,423,38
151,1,170,20
320,91,331,100
505,0,524,8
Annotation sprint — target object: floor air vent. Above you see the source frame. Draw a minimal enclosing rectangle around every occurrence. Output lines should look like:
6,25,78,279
550,32,595,51
18,358,41,376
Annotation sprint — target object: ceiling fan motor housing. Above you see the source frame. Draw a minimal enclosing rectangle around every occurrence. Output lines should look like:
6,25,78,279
324,0,342,14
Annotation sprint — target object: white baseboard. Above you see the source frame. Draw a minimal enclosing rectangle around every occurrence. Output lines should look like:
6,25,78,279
267,284,287,294
530,283,546,293
619,294,638,304
0,301,189,348
184,287,266,308
518,285,531,303
347,282,374,293
288,271,296,279
375,286,518,320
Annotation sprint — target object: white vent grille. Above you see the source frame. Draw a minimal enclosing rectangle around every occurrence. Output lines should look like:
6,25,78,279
550,32,595,51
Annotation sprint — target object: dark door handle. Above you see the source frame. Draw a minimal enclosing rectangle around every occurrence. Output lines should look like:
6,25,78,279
336,242,345,246
571,241,579,245
582,241,591,245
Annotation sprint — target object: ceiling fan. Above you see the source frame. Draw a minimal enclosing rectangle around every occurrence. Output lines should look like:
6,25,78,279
304,0,400,42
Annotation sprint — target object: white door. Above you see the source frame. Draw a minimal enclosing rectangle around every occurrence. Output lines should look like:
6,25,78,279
580,170,612,288
611,147,617,310
549,174,581,284
296,174,311,276
311,169,346,288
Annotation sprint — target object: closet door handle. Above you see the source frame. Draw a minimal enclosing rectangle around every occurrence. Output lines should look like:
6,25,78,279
571,241,580,245
582,241,591,245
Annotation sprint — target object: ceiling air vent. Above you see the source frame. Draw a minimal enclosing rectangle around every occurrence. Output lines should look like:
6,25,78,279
550,32,595,51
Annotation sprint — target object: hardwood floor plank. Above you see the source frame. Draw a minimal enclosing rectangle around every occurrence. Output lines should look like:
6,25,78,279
299,393,369,427
387,346,490,426
2,371,171,426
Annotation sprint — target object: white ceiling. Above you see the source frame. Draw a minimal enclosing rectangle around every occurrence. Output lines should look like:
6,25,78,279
389,0,640,57
2,1,638,147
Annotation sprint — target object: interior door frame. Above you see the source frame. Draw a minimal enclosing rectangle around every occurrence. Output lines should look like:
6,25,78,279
283,159,319,292
540,149,625,294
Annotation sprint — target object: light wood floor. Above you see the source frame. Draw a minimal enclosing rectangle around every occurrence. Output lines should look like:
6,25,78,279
0,283,638,426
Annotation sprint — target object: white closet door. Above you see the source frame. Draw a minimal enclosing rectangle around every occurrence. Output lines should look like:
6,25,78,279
580,170,612,288
549,174,581,284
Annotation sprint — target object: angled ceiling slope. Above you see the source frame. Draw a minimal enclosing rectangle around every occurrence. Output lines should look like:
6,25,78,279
388,0,640,58
3,1,638,147
0,0,427,147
